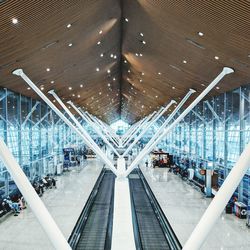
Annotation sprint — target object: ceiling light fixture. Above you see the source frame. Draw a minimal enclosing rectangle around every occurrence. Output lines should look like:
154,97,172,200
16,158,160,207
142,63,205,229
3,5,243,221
139,53,143,57
99,30,103,34
158,72,162,75
125,18,129,22
67,24,71,28
183,60,187,64
140,33,144,37
50,80,54,84
46,68,50,72
124,60,127,63
142,40,146,44
68,43,73,47
12,18,18,24
107,69,111,73
198,31,204,37
215,56,219,60
96,67,100,72
100,53,104,57
68,87,72,90
97,41,101,45
80,84,83,88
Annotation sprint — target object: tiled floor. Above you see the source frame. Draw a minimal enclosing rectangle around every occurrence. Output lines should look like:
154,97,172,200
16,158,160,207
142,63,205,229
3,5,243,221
0,159,102,250
140,165,250,250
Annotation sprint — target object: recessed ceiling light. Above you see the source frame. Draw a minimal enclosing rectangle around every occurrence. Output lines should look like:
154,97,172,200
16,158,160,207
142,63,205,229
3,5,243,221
46,68,50,72
50,80,54,84
172,86,176,89
99,30,103,34
110,54,114,58
135,53,139,57
142,41,146,44
72,94,75,97
216,86,220,89
139,79,143,82
125,18,129,22
96,67,100,72
67,24,71,28
128,69,131,73
27,87,31,90
77,94,81,98
40,86,44,90
114,55,117,59
113,77,116,81
141,72,145,75
183,60,187,64
12,18,18,24
107,83,111,87
97,41,101,45
139,53,143,57
198,32,204,37
68,43,73,47
140,33,144,37
158,72,162,75
68,87,72,90
100,53,104,57
99,92,102,95
107,69,111,73
215,56,219,60
248,54,250,58
155,95,158,98
53,100,56,103
80,84,83,88
124,60,127,63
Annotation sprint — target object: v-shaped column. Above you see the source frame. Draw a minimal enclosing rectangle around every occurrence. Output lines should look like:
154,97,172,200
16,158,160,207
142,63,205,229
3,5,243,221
67,101,120,157
123,67,234,178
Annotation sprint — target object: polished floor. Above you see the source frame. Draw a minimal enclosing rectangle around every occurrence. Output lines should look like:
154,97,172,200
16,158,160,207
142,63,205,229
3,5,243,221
0,160,102,250
140,164,250,250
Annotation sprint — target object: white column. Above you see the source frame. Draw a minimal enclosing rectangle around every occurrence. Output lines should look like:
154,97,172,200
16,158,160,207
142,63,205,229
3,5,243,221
12,69,118,176
0,139,71,250
124,67,234,177
183,141,250,250
122,100,176,157
48,90,118,175
68,101,120,157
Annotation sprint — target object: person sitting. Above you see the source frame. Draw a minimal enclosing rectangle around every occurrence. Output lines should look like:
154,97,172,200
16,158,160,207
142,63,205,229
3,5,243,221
4,197,20,216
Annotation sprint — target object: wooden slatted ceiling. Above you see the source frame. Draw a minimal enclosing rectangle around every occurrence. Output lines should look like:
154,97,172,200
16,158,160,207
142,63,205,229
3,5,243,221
0,0,250,124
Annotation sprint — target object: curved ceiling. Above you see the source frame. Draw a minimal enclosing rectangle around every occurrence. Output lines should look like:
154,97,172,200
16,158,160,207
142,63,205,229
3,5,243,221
0,0,250,124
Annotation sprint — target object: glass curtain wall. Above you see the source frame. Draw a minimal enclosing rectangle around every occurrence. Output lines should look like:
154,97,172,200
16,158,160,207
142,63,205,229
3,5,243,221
0,87,81,197
164,84,250,205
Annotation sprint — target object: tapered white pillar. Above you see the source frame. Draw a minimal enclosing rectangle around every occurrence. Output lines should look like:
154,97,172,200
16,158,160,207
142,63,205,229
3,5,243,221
183,140,250,249
122,100,176,157
0,139,71,250
124,67,234,177
13,69,117,176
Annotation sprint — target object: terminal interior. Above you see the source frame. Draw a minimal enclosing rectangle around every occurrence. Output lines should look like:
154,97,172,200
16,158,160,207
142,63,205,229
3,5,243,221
0,1,250,250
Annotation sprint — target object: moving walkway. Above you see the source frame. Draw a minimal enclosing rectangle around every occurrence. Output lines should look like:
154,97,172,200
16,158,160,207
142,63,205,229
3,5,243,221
69,168,181,250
